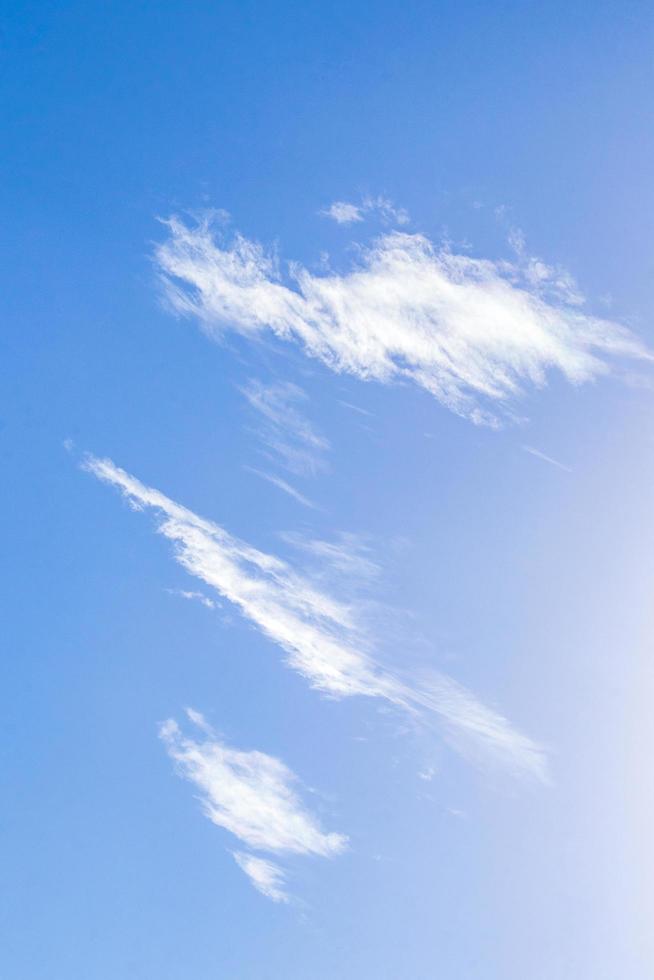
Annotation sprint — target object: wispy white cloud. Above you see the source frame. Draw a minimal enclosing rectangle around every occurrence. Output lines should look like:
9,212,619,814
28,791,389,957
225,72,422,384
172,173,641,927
244,467,319,510
321,201,364,224
161,710,345,901
362,195,410,226
410,673,551,783
166,587,217,609
85,454,548,781
507,226,583,306
281,531,381,585
155,215,649,426
522,445,572,473
321,196,410,226
161,709,346,855
241,379,329,477
233,852,290,903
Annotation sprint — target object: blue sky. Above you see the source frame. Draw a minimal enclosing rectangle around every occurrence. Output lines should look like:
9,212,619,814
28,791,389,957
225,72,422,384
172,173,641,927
2,2,654,977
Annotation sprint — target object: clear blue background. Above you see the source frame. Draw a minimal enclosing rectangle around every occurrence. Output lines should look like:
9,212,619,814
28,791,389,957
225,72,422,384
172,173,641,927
2,2,654,977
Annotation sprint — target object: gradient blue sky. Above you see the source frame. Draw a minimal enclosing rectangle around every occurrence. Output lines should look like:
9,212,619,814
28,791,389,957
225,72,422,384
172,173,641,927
2,2,654,977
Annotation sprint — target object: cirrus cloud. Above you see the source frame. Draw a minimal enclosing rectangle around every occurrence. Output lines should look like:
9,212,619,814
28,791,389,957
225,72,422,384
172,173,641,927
85,453,548,782
161,709,346,901
154,214,649,426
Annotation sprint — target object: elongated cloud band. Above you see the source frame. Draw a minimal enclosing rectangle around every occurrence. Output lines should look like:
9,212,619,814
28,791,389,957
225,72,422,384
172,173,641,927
161,709,346,901
85,454,548,781
155,215,649,425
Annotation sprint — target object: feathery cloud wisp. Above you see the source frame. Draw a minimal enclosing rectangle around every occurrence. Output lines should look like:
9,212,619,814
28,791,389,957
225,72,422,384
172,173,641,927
321,201,364,224
321,196,410,226
281,531,381,585
85,454,548,781
161,710,346,856
233,852,290,903
241,379,329,477
166,588,217,609
155,215,649,426
410,673,550,782
161,710,346,901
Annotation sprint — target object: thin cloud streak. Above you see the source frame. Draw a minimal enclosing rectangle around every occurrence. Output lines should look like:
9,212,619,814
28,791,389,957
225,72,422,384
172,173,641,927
155,214,650,426
411,673,551,783
338,400,374,418
85,453,548,781
244,467,319,509
522,445,572,473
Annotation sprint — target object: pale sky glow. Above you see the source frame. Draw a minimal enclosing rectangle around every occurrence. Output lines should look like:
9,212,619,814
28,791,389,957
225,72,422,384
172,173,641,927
4,3,653,978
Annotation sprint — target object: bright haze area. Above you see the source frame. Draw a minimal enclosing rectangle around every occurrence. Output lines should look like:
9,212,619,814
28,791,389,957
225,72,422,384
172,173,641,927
2,2,654,978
